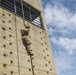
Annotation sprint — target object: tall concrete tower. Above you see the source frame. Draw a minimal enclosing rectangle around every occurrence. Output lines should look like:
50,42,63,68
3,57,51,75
0,0,57,75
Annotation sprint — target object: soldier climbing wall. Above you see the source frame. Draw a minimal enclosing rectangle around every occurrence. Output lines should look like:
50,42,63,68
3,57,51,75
0,0,57,75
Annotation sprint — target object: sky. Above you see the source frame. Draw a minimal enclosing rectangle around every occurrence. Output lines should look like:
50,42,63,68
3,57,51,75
41,0,76,75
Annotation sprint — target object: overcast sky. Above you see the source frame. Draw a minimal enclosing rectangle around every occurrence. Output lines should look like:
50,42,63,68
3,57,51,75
41,0,76,75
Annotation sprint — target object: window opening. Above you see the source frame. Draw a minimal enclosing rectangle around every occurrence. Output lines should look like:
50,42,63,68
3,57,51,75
23,4,30,21
1,0,14,12
0,0,43,28
16,1,22,17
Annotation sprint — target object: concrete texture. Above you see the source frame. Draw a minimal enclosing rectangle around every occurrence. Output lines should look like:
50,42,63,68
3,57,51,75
0,0,57,75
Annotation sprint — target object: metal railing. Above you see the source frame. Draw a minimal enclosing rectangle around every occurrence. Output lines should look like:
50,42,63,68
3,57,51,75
0,0,42,27
1,0,14,12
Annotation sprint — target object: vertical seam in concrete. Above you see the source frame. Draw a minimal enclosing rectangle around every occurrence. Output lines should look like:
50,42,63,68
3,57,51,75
0,0,1,7
14,0,20,75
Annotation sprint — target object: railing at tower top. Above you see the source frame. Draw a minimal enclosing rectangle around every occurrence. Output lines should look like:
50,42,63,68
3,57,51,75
0,0,42,27
1,0,14,12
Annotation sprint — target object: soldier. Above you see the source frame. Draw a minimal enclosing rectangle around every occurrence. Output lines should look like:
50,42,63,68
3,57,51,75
21,28,33,56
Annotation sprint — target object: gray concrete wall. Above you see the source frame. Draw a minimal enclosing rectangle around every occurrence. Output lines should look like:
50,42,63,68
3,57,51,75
0,0,57,75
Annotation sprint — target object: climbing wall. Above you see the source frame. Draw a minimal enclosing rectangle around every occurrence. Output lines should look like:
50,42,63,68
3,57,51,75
0,0,57,75
16,15,56,75
16,16,32,75
0,8,19,75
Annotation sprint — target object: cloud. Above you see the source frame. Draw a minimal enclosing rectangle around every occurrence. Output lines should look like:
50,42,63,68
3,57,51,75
54,51,75,75
51,37,76,75
51,37,76,54
43,2,76,75
44,2,76,54
44,3,76,27
44,4,67,25
44,2,76,39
